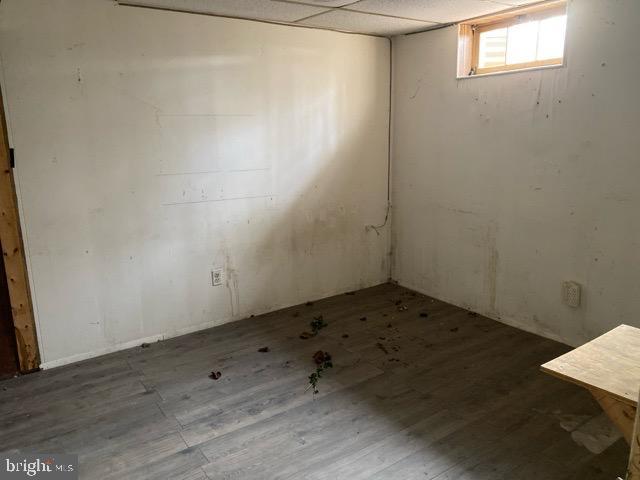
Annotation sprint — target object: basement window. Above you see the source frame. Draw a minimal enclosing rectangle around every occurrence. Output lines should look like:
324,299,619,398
457,1,567,78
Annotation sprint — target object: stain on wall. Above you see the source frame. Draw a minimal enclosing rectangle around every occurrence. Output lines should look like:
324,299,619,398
392,0,640,346
0,0,391,367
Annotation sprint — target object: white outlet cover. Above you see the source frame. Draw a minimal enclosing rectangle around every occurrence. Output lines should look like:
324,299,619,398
212,268,224,286
563,281,581,308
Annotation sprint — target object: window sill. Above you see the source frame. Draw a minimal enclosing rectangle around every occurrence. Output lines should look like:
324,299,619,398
457,62,565,80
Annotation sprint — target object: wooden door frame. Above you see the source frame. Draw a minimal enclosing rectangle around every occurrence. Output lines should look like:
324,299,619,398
0,85,40,373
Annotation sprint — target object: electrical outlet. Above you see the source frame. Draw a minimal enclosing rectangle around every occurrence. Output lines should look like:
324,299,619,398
211,268,224,287
562,281,581,308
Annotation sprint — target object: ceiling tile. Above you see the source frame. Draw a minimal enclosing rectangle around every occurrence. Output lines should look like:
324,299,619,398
274,0,358,7
119,0,330,23
297,9,436,35
347,0,508,23
486,0,545,5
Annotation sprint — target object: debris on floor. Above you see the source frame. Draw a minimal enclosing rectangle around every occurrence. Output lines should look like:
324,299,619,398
300,315,328,339
376,342,389,354
308,350,333,394
360,316,367,322
397,305,408,312
342,334,349,338
140,343,150,348
310,315,328,334
468,311,478,317
313,350,330,365
208,371,222,380
395,300,402,306
419,312,429,318
450,327,459,332
258,347,270,353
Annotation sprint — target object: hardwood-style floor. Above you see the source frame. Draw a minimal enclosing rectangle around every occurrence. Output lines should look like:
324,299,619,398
0,284,628,479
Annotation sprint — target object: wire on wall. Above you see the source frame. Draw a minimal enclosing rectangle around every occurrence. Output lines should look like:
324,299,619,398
366,37,392,236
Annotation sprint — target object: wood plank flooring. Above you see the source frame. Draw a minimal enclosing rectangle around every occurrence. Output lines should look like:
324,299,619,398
0,283,628,479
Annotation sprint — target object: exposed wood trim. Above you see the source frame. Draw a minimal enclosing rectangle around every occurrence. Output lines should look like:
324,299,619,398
458,0,567,78
457,24,474,77
0,86,40,372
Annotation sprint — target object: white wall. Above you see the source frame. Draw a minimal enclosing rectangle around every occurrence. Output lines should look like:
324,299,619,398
392,0,640,346
0,0,391,368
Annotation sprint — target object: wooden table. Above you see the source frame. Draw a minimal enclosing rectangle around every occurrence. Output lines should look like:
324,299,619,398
541,324,640,443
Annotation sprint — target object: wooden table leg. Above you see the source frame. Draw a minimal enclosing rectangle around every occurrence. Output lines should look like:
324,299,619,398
624,389,640,479
590,389,636,444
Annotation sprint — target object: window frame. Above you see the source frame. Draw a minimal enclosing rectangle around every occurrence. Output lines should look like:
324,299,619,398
458,1,567,78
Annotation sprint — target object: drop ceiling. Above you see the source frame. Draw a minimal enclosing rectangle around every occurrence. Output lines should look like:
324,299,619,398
117,0,545,37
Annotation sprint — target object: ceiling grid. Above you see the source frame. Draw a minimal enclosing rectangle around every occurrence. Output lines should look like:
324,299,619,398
118,0,547,36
